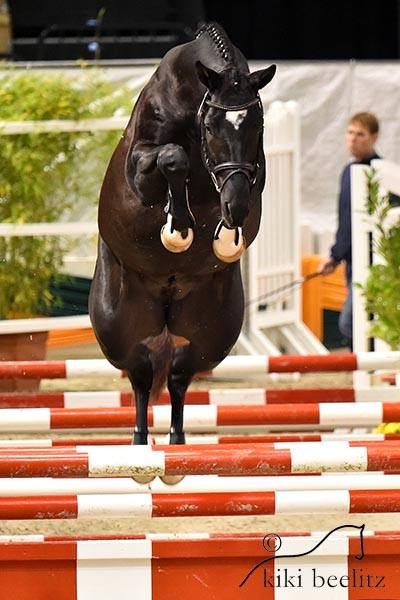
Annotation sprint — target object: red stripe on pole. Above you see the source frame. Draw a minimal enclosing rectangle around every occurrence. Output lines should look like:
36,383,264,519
367,446,400,471
0,393,66,408
350,490,400,513
120,392,133,406
152,492,276,517
0,454,88,477
0,496,78,519
49,407,141,429
158,390,210,405
382,404,400,422
216,405,320,425
164,447,292,475
266,388,355,403
268,354,358,372
0,361,66,379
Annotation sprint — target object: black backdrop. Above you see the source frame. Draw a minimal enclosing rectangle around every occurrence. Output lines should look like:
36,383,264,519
204,0,400,59
8,0,400,60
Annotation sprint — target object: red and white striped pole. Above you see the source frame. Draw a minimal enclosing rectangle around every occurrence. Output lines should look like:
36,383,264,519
0,386,398,408
0,489,398,519
0,443,400,477
0,352,399,378
0,402,398,432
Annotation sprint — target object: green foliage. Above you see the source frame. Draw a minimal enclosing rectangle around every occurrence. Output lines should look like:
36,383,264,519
360,168,400,349
0,68,133,318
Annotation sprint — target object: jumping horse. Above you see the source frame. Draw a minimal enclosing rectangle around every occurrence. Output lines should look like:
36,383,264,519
89,23,276,483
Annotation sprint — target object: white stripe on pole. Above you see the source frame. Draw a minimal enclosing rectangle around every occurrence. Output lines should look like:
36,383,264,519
275,490,350,514
355,388,400,402
0,438,53,447
319,402,383,426
0,408,51,432
85,447,165,478
64,391,122,409
152,405,218,431
77,493,153,518
212,355,267,376
290,446,368,473
77,539,152,600
357,351,400,370
0,478,144,496
209,388,265,405
65,359,121,378
320,433,385,441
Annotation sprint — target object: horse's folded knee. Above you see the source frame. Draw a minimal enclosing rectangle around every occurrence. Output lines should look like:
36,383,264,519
157,144,189,175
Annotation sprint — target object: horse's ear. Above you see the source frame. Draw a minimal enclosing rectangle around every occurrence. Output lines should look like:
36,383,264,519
249,64,277,91
196,61,222,91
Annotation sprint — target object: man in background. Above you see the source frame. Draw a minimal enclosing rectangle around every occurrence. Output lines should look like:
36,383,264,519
320,112,380,349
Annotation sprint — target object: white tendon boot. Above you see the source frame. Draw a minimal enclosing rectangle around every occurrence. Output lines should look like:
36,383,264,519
160,213,194,253
212,221,246,263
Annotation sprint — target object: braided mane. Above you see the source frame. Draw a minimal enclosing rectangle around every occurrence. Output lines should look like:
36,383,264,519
195,22,235,64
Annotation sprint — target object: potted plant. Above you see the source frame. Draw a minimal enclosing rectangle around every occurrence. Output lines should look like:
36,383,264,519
0,67,132,389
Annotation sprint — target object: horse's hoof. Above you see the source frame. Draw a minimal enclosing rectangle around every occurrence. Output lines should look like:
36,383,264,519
213,224,246,263
160,214,194,253
159,475,185,485
132,474,156,484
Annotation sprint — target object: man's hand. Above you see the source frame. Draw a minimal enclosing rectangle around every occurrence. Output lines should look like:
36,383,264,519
319,257,338,276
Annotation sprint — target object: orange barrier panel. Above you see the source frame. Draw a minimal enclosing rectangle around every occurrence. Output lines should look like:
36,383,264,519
47,328,97,348
302,255,347,340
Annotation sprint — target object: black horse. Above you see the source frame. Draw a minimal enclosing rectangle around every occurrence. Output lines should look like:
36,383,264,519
89,23,276,482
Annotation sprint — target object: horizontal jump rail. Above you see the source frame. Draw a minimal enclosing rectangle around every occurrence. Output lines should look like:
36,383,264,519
1,489,399,518
1,432,400,448
0,402,398,432
0,386,398,408
1,442,400,477
2,472,400,495
1,352,399,379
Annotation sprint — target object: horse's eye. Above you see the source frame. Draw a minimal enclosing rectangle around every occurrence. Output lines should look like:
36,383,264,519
205,124,213,134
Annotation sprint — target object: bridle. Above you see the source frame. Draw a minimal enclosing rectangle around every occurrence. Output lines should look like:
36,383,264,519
197,90,263,194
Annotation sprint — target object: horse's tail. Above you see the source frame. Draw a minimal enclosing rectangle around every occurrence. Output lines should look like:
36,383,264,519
147,327,173,403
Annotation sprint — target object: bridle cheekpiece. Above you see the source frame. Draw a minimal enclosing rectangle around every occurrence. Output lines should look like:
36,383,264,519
198,91,263,194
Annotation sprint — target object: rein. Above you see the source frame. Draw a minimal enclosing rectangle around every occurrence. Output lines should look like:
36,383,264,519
198,91,263,194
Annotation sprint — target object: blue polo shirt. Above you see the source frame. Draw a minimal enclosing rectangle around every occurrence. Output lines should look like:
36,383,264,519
330,152,380,266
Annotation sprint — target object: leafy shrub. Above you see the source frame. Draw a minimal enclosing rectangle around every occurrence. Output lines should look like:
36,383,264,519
360,168,400,350
0,68,133,318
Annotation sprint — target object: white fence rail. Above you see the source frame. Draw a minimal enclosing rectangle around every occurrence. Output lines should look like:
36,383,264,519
243,100,326,355
351,159,400,354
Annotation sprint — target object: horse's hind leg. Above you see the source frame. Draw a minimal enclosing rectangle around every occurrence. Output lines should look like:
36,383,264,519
127,345,153,446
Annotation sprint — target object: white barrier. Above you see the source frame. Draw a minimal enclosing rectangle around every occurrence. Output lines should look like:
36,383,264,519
243,99,326,355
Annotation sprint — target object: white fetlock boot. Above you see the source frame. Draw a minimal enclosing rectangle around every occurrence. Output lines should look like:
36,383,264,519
212,221,246,263
160,213,194,253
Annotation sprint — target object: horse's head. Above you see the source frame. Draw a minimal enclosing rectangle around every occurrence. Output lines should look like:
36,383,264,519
196,62,276,230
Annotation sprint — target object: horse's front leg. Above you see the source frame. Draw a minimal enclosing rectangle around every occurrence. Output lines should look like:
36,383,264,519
157,144,194,253
129,142,194,252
